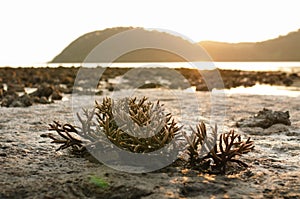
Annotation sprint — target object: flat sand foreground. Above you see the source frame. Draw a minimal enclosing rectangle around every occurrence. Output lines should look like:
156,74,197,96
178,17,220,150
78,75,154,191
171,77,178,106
1,89,299,199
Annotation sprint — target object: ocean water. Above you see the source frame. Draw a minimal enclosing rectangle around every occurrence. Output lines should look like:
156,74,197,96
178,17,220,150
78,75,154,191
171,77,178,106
2,62,300,72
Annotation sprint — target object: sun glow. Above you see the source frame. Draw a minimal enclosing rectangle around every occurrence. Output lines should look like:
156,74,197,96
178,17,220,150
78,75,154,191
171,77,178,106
0,0,299,65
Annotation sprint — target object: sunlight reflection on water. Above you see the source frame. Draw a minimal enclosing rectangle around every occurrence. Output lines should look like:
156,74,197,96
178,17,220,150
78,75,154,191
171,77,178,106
224,84,300,97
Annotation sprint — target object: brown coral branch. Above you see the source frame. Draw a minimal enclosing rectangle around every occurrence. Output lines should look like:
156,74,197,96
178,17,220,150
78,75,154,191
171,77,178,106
95,97,181,153
183,122,254,174
47,121,85,153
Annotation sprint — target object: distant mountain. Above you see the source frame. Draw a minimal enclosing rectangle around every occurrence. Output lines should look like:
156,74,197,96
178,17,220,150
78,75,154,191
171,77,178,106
200,29,300,61
51,27,209,63
52,27,300,63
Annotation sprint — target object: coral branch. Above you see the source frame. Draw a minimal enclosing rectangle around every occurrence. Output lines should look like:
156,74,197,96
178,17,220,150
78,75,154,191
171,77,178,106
46,121,85,153
183,122,254,174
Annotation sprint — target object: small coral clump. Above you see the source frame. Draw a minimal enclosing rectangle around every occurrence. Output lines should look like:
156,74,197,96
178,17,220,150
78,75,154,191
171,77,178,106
183,122,254,174
45,96,181,154
95,97,181,153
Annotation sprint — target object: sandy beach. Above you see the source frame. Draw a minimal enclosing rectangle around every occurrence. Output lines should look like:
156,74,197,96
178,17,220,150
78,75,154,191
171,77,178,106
1,86,299,198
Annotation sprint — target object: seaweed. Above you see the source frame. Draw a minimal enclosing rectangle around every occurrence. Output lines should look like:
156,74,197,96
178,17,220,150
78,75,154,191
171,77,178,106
89,176,109,188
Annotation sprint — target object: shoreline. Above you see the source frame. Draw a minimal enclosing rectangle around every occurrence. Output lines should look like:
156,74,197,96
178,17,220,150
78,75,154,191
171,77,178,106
2,66,300,108
1,66,298,87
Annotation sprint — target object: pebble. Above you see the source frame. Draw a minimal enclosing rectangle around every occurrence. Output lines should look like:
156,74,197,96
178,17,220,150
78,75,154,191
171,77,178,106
0,153,7,157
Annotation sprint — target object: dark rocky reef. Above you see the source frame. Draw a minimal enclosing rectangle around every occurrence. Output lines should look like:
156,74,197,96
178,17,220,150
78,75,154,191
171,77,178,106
0,83,63,107
1,67,299,107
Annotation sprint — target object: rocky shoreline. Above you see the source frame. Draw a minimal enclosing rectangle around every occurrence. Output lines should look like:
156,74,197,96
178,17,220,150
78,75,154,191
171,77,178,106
1,67,299,108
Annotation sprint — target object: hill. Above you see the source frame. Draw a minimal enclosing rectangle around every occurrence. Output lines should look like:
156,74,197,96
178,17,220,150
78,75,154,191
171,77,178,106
52,27,300,62
51,27,209,63
200,29,300,61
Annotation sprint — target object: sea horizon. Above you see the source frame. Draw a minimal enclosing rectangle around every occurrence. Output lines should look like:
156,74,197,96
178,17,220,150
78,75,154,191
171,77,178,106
1,61,300,72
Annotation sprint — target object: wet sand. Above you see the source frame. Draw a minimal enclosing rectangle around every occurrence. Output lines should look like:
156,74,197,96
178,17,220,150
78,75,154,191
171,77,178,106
1,88,299,198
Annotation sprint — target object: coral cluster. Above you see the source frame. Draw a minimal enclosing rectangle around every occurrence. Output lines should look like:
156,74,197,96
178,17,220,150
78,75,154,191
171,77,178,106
95,97,181,153
44,96,254,174
45,96,181,155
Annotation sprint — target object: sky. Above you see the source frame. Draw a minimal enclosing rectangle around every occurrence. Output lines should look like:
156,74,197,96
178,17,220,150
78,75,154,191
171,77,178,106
0,0,299,65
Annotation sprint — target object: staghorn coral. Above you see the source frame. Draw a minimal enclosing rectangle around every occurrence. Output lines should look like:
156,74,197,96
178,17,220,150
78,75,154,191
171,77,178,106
182,122,216,167
44,97,254,174
45,121,85,153
183,122,254,174
44,96,181,155
95,97,181,153
43,108,98,155
209,129,254,173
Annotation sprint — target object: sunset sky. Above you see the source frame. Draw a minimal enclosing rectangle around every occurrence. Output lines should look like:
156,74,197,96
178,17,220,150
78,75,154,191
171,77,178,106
0,0,299,65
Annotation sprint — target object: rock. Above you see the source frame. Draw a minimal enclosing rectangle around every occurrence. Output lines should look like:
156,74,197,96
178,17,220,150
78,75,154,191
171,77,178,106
241,124,290,135
61,76,74,85
7,83,25,92
39,96,52,104
30,84,53,99
283,78,293,86
264,124,290,135
240,77,256,87
106,83,114,92
1,98,11,107
19,94,33,107
32,96,41,103
289,73,299,79
195,84,209,91
95,90,103,95
236,108,291,129
0,88,3,99
0,152,7,157
51,89,63,100
1,92,18,107
139,83,161,89
9,100,24,107
8,94,32,107
3,90,19,98
32,96,52,104
57,86,73,94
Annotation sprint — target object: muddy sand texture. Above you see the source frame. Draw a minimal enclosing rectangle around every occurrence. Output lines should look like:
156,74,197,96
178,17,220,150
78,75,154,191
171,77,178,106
1,89,300,198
